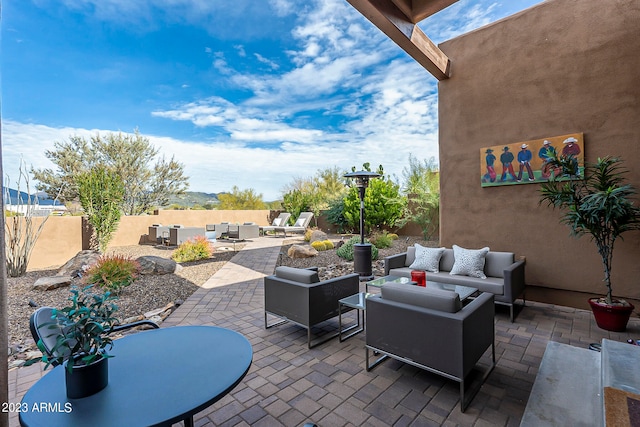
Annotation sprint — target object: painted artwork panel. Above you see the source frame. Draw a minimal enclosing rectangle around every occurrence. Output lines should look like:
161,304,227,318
480,133,584,187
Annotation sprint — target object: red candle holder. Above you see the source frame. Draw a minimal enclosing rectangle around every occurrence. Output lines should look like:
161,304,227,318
411,270,426,287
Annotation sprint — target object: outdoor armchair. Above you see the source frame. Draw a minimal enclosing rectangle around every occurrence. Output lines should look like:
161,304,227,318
365,283,495,412
264,266,359,348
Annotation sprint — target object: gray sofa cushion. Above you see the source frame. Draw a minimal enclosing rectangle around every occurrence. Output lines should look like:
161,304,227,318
275,266,319,284
381,282,462,313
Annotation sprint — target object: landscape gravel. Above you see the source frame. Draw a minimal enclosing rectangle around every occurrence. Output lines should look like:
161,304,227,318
7,244,241,364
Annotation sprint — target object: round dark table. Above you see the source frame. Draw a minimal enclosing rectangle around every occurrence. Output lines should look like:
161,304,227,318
19,326,253,427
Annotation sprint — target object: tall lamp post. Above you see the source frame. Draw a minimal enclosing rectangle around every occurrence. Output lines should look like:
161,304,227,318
344,170,380,280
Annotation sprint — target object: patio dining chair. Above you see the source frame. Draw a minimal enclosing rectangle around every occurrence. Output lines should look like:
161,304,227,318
29,307,159,366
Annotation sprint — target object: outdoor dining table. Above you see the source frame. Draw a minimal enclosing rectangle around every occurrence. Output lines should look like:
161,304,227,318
19,325,253,427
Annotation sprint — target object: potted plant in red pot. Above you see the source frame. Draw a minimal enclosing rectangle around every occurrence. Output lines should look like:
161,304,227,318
540,154,640,331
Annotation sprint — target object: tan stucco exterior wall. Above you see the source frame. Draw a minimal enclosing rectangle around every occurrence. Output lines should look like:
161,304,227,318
438,0,640,309
17,210,272,270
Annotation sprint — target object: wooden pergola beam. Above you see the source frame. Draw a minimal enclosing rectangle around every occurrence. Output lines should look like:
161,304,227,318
391,0,460,23
347,0,451,80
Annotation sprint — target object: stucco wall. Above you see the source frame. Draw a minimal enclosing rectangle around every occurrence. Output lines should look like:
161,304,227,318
438,0,640,308
18,210,272,270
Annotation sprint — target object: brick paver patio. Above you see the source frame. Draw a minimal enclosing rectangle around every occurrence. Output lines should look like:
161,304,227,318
8,236,640,426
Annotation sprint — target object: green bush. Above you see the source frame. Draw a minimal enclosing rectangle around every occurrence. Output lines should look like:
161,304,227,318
369,231,394,249
336,236,378,261
83,255,140,294
172,236,214,263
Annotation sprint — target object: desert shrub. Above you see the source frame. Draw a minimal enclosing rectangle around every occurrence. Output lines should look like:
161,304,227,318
323,240,335,249
83,255,140,294
311,240,327,251
387,233,399,240
172,236,214,263
336,236,378,261
369,231,394,249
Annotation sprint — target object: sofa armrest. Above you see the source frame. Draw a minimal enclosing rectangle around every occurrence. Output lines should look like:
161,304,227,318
384,252,407,275
503,260,526,303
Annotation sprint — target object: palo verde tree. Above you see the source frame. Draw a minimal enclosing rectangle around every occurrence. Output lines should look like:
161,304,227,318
77,167,125,252
32,130,189,215
282,167,347,226
217,186,267,210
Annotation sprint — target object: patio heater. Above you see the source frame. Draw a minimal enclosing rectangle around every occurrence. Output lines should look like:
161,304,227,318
344,170,380,280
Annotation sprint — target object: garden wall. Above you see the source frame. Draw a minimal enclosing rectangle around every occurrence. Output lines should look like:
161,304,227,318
437,0,640,308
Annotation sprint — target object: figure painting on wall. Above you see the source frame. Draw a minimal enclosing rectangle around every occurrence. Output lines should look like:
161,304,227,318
482,148,497,183
517,143,535,182
480,133,584,187
499,146,517,182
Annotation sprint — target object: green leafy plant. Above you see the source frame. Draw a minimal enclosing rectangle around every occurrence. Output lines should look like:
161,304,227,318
369,231,394,249
83,254,140,294
399,155,440,240
38,286,120,372
171,236,214,263
325,196,352,233
336,236,378,261
540,154,640,304
342,165,405,233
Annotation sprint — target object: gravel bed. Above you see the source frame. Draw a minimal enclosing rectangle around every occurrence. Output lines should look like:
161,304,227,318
7,244,241,365
276,234,437,279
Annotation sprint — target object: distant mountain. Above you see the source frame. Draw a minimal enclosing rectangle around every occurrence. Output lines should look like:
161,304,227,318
3,188,63,206
163,191,220,207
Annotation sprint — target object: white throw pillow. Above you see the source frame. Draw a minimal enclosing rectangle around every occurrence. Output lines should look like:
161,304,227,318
272,218,282,226
294,218,305,227
450,245,490,279
408,244,446,273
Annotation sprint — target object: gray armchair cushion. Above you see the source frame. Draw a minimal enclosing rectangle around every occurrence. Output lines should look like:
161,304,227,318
275,266,319,284
381,282,462,313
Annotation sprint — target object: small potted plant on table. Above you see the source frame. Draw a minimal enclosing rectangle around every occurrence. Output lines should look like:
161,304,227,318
540,154,640,331
36,286,119,398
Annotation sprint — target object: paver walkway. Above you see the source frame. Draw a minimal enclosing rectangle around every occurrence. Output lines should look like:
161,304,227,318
8,236,640,426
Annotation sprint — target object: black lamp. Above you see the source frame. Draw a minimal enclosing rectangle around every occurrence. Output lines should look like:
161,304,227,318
344,170,381,280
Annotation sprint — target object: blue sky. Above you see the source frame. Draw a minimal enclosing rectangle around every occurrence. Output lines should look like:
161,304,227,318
2,0,543,201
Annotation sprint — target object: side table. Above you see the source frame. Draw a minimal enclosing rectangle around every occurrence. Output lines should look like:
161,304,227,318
338,292,373,341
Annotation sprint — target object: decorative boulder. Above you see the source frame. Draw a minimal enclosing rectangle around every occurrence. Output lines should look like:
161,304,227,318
32,276,73,291
309,230,328,244
137,256,179,275
287,245,318,259
57,250,101,278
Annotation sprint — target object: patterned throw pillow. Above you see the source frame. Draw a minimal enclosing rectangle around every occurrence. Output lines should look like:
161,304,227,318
450,245,490,279
408,244,446,273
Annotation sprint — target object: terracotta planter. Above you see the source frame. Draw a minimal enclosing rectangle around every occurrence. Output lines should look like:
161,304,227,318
65,356,109,399
588,298,635,332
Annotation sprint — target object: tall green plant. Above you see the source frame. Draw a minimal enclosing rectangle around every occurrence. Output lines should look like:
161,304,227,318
399,155,440,240
77,167,125,252
342,164,405,234
539,154,640,304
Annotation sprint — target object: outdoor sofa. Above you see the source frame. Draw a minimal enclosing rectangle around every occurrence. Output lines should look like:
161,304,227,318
384,245,525,321
366,282,495,412
264,266,359,348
